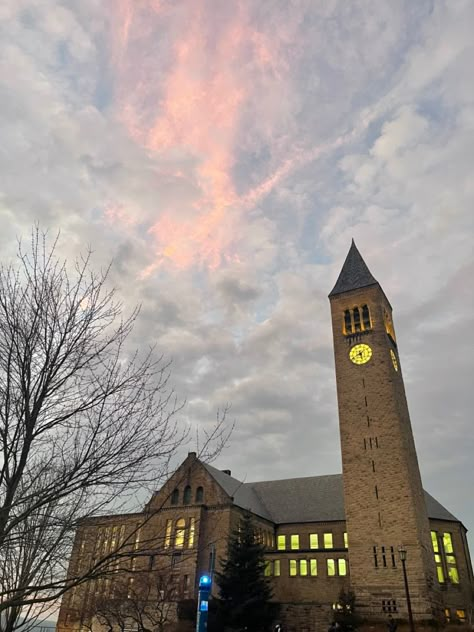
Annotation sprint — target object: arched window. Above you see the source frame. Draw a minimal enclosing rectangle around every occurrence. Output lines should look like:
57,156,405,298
183,485,191,505
344,310,352,334
353,307,361,332
170,489,179,505
195,486,204,503
362,305,371,330
175,519,186,548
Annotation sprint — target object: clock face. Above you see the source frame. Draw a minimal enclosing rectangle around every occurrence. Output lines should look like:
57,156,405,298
390,349,398,371
349,343,372,365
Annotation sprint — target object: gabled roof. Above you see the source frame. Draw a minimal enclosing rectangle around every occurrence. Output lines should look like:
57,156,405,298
203,464,460,525
329,240,379,298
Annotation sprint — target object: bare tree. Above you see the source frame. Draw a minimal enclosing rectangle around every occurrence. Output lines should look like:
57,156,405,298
0,228,228,632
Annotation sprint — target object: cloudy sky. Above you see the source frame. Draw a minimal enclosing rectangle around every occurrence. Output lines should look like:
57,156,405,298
0,1,473,550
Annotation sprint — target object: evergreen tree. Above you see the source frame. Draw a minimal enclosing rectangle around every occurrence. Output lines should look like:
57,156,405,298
215,513,276,631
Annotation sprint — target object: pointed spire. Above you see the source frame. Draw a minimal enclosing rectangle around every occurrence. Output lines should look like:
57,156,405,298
329,240,378,297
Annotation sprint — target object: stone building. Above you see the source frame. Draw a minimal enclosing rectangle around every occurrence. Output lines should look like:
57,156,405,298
57,243,473,632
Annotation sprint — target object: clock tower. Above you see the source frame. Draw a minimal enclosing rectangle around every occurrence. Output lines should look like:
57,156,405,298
329,241,439,620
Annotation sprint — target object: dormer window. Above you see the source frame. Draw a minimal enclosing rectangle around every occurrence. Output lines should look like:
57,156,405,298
343,305,372,335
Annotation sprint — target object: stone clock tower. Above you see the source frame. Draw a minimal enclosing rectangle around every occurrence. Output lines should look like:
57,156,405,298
329,241,439,620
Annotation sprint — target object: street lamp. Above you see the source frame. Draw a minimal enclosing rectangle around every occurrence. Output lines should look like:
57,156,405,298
398,546,415,632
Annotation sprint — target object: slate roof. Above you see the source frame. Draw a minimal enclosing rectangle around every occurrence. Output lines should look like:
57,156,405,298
329,240,379,297
204,464,460,525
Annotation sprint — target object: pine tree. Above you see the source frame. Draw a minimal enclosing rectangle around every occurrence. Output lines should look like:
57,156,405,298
215,513,276,631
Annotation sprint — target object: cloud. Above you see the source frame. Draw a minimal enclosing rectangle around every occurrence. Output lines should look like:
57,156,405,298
0,0,473,552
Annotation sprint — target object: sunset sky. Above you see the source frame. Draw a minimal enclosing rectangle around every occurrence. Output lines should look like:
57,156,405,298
0,1,473,549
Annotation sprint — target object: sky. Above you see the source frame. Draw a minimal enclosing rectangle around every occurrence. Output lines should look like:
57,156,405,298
0,0,473,553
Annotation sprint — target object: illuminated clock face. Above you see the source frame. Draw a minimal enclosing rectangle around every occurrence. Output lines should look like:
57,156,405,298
349,343,372,365
390,349,398,371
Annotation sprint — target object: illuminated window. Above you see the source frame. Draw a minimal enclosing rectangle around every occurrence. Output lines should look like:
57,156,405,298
456,610,466,623
164,519,172,548
274,560,281,577
362,305,371,330
310,534,319,549
353,307,361,332
277,535,286,551
300,560,308,576
448,566,459,584
327,559,336,576
444,609,451,623
175,519,186,548
290,535,300,550
188,518,195,548
171,489,179,505
431,531,444,583
289,560,297,577
384,309,396,341
443,533,454,554
344,310,352,334
344,532,348,548
431,531,439,552
310,559,318,576
183,486,191,505
264,560,272,577
338,559,347,576
324,533,333,549
195,486,204,502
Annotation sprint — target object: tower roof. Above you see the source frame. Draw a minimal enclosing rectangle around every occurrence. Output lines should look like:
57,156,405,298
329,240,378,297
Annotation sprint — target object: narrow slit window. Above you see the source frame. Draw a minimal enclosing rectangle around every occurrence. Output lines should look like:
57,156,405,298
344,532,348,548
310,559,318,576
344,310,352,334
300,560,308,576
264,560,272,577
375,485,379,499
274,560,281,576
164,520,172,548
353,307,361,332
188,518,195,548
175,518,186,548
373,545,378,567
391,546,396,568
382,546,387,567
289,560,297,577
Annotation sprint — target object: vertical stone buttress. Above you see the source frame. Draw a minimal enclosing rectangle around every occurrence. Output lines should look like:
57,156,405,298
329,241,439,620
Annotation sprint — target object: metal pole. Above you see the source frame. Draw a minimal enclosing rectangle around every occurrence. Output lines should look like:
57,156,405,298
401,557,415,632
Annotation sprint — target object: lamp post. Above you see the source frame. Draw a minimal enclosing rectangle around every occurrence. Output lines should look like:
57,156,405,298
398,546,415,632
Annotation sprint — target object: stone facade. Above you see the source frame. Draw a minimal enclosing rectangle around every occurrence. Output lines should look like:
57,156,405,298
57,244,473,632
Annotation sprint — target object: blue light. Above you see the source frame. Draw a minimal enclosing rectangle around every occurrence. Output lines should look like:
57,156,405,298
200,600,209,612
199,575,211,586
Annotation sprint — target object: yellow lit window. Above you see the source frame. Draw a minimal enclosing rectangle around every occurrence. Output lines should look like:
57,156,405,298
338,559,347,576
310,534,319,549
277,535,286,550
289,560,297,577
300,560,308,576
344,532,348,548
310,559,318,576
324,533,333,549
164,519,172,548
327,559,336,576
291,535,300,550
443,533,454,554
274,560,281,577
431,531,439,552
456,610,466,623
264,560,272,577
448,567,459,584
188,518,195,548
444,609,451,623
175,518,186,548
437,566,445,583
